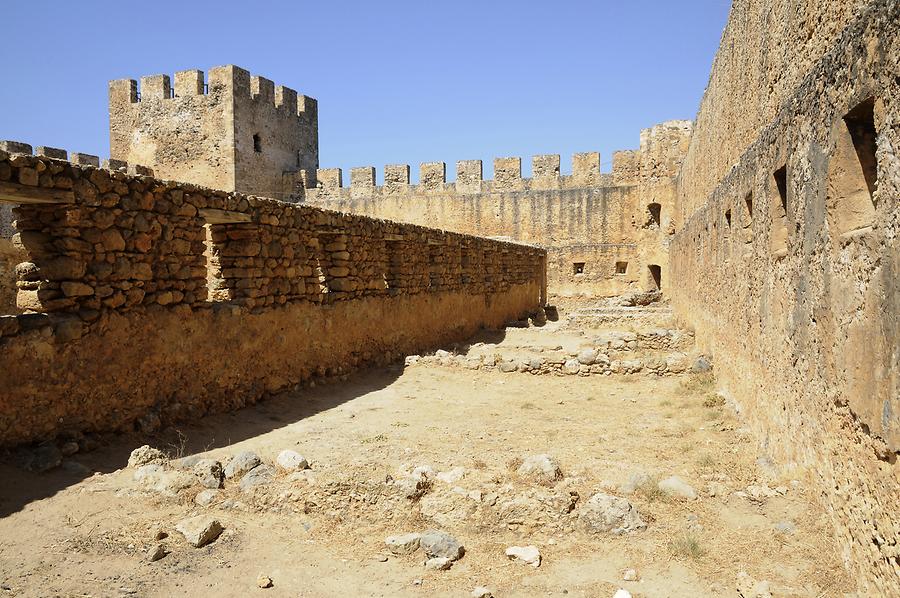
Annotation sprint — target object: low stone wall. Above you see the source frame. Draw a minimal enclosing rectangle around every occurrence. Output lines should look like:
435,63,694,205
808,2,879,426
0,150,546,447
670,2,898,591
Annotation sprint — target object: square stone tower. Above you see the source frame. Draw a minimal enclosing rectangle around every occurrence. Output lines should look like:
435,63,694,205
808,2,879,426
109,65,317,200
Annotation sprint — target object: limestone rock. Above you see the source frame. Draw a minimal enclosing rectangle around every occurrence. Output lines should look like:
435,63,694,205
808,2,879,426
505,545,541,567
134,463,164,484
658,476,697,500
579,492,646,534
692,355,712,373
195,489,220,507
276,450,309,471
256,575,273,589
563,359,581,374
577,348,598,365
385,533,421,555
517,454,563,483
436,466,465,484
224,450,261,479
619,471,651,495
623,568,638,581
239,464,276,491
613,590,633,598
148,544,168,562
419,530,464,561
425,556,452,570
471,587,493,598
192,459,224,489
153,470,195,497
175,515,223,547
499,360,518,373
127,445,166,468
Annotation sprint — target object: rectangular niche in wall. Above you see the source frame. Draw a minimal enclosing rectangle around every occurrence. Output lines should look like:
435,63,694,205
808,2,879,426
771,165,788,256
573,262,585,275
743,192,753,244
646,203,662,228
827,97,877,237
615,261,628,274
648,264,661,290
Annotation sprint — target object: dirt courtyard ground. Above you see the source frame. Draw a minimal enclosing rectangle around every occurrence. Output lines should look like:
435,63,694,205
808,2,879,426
0,319,854,597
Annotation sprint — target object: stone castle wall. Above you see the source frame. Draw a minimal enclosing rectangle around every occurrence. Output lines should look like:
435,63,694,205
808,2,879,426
303,121,692,299
670,0,899,591
109,66,318,200
0,148,545,446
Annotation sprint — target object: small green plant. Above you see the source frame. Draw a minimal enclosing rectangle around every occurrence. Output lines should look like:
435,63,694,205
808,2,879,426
669,533,705,559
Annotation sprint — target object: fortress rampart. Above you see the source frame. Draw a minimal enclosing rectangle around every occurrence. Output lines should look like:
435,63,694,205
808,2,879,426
302,121,693,299
0,147,545,446
669,0,899,590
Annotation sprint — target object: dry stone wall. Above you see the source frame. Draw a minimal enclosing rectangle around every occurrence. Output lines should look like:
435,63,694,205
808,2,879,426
0,148,545,447
670,0,898,591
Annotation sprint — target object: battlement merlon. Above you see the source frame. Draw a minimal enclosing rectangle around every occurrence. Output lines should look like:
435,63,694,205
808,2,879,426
108,65,318,118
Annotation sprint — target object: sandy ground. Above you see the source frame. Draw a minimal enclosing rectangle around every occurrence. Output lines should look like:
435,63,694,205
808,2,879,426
0,321,854,598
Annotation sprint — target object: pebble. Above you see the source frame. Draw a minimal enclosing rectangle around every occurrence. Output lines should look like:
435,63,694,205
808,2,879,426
192,459,224,489
239,464,276,491
147,544,168,562
579,492,646,534
505,545,541,567
256,575,273,589
613,590,632,598
276,450,309,471
224,450,261,479
195,489,220,507
517,454,563,484
175,515,224,547
385,532,421,555
471,586,493,598
623,568,638,581
419,530,464,561
425,556,453,570
127,445,166,468
436,467,465,484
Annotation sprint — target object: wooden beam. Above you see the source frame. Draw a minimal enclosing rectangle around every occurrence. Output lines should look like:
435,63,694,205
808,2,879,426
0,182,74,205
200,208,252,224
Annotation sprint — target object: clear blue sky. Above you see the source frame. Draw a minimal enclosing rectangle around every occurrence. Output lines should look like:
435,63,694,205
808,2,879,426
2,1,730,182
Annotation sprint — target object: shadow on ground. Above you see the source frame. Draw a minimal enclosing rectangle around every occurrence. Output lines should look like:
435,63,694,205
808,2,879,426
0,326,511,518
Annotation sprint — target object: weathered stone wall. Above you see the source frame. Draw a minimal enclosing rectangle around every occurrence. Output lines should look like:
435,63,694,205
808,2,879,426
670,0,899,591
0,149,545,447
109,66,318,201
303,121,692,299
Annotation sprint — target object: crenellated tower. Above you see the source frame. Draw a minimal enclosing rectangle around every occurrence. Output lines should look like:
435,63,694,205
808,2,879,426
109,65,318,200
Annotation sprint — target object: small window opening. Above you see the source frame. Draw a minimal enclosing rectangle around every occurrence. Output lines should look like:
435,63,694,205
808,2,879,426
743,192,754,243
253,134,262,153
646,203,662,228
573,262,585,275
827,97,877,236
771,165,788,255
615,261,628,275
648,264,662,290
